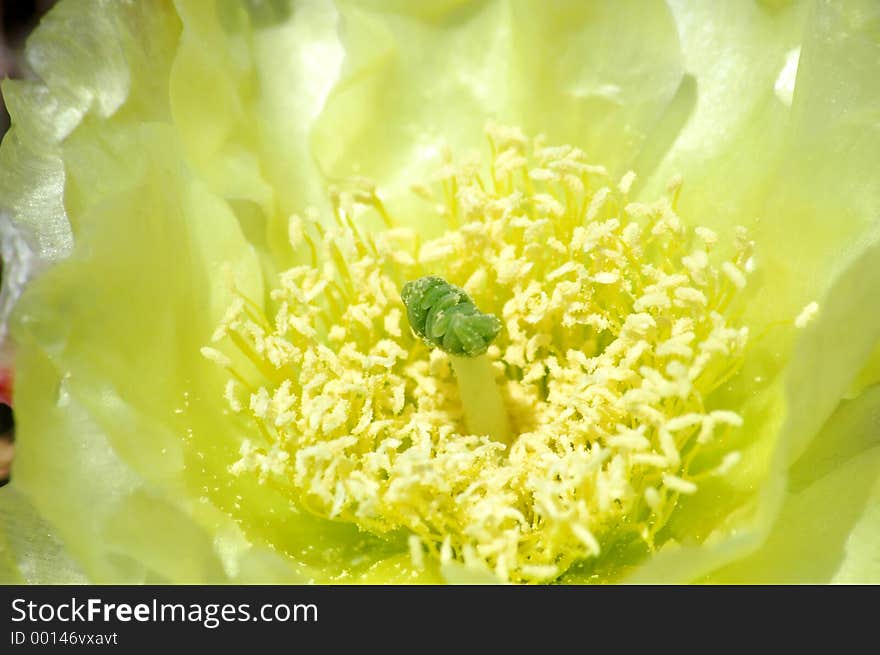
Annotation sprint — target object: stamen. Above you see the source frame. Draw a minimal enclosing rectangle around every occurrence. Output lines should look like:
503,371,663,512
205,125,758,583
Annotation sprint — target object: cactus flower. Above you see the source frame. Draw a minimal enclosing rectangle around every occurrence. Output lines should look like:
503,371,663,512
0,0,878,583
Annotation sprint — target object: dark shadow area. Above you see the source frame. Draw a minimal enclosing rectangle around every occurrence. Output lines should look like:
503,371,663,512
0,402,13,487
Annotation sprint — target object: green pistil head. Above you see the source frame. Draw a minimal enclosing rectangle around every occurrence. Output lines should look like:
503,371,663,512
401,276,502,357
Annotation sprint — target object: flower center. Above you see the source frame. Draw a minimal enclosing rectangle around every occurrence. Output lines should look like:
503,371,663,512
204,124,752,582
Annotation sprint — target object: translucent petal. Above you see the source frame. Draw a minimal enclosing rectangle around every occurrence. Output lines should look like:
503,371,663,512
166,0,342,270
637,0,809,218
0,0,180,263
0,485,87,584
0,0,415,583
574,0,880,582
641,0,880,334
706,385,880,583
312,0,684,234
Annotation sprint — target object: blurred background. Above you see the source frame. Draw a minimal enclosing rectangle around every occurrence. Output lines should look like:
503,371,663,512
0,0,58,486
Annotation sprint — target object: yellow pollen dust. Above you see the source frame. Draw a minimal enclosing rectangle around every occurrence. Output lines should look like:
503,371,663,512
206,124,752,583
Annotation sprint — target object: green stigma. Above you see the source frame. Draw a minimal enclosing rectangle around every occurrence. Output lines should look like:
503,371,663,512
401,276,502,357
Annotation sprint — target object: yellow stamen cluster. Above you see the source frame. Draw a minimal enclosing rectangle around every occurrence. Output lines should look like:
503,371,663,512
205,124,752,583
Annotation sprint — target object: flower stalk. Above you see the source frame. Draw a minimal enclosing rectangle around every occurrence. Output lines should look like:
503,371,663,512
448,352,512,444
